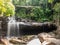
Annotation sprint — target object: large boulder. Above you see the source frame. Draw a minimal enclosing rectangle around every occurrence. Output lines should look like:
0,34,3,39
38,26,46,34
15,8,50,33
38,33,60,45
19,22,57,35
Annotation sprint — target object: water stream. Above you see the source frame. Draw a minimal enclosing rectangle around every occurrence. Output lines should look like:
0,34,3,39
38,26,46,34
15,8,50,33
7,17,20,38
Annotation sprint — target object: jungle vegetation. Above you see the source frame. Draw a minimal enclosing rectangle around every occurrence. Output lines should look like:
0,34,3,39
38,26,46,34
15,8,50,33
12,0,60,22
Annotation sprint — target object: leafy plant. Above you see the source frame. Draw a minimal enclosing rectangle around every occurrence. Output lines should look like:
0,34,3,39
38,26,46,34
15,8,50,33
48,0,54,3
14,0,59,22
0,0,15,17
53,3,60,13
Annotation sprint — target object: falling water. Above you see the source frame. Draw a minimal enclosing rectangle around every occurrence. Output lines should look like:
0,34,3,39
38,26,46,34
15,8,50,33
16,22,20,37
7,17,20,38
7,16,30,38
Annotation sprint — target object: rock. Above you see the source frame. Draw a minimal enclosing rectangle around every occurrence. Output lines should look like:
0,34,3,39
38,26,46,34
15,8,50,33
0,39,4,44
38,33,54,40
46,42,56,45
0,38,13,45
10,38,26,44
38,33,60,45
42,41,56,45
42,41,50,45
27,38,41,45
38,35,44,43
18,35,35,42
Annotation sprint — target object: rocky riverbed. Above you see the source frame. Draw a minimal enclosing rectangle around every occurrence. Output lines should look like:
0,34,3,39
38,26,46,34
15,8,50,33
0,17,60,45
0,32,60,45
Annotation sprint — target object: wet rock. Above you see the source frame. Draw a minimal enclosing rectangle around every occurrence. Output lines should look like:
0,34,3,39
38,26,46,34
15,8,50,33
42,41,56,45
27,38,41,45
10,38,26,44
0,38,13,45
18,35,35,42
38,33,60,45
46,42,56,45
0,39,4,44
20,22,57,35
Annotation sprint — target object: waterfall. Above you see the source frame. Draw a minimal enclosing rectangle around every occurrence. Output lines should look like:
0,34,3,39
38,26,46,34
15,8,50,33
16,22,20,37
7,16,29,38
7,17,20,38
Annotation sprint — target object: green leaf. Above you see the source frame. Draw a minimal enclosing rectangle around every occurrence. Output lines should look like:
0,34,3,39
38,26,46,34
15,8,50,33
48,0,54,3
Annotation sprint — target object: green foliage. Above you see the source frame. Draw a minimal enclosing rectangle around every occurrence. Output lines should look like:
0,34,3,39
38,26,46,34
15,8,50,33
48,0,54,3
13,0,60,22
16,7,53,22
53,3,60,13
53,3,60,21
13,0,47,6
0,0,15,16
